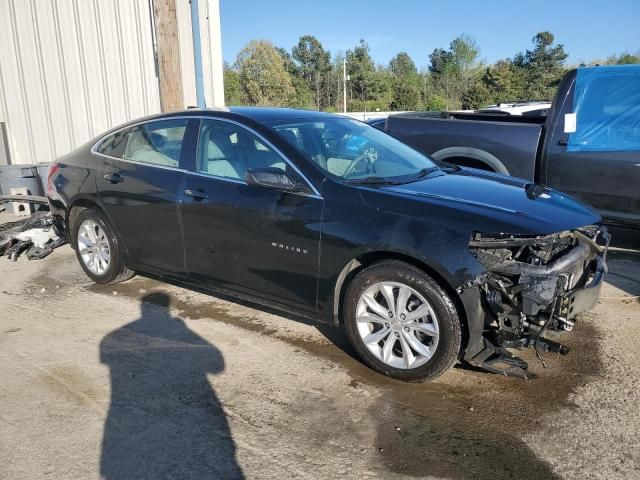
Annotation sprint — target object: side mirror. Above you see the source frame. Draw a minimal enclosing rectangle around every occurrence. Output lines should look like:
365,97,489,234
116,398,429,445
245,168,303,192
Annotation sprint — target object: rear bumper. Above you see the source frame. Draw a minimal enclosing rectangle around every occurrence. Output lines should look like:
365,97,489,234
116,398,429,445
47,196,68,241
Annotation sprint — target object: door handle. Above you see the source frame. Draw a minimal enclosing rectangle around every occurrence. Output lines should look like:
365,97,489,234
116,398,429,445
184,189,209,200
103,173,124,183
558,137,568,146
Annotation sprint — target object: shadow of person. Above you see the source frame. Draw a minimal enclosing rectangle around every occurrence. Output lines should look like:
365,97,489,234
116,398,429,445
99,292,243,479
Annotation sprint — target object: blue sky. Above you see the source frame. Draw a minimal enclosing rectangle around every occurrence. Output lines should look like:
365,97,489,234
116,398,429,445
219,0,640,68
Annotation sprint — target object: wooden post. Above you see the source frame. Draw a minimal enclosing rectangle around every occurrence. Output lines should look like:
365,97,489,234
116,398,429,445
152,0,183,112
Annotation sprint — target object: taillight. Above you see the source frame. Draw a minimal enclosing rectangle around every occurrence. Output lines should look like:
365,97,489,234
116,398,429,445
47,163,61,196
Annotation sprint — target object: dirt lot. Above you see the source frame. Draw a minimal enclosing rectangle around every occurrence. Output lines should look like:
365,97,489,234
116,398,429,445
1,213,639,479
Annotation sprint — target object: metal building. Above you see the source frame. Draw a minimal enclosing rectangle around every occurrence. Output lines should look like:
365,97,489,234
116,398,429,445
0,0,224,167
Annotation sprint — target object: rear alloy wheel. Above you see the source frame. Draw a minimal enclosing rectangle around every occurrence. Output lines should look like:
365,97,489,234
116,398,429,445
344,261,461,382
72,209,134,285
77,219,111,276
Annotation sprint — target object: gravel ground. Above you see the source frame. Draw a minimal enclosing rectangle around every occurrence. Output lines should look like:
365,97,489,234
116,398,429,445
0,212,638,479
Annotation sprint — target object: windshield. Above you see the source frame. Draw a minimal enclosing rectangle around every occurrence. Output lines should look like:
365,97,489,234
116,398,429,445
269,117,438,184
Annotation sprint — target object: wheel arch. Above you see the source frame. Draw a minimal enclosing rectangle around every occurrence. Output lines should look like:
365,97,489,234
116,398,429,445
431,146,510,175
66,198,102,245
66,197,124,254
332,250,470,355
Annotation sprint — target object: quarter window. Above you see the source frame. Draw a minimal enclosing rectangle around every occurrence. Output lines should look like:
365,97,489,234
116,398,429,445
123,119,188,167
97,130,128,158
197,119,287,181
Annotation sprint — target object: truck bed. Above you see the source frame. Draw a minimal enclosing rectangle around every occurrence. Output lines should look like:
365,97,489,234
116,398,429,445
386,112,545,180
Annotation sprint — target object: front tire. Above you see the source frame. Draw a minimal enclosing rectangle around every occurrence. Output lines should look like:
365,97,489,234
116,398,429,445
343,260,461,382
72,208,134,285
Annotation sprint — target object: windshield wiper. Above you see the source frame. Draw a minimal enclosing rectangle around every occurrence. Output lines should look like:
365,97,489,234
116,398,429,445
345,176,404,186
346,167,441,186
439,164,461,173
410,167,440,181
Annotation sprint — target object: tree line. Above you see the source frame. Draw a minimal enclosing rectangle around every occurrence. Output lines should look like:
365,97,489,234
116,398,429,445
223,32,640,112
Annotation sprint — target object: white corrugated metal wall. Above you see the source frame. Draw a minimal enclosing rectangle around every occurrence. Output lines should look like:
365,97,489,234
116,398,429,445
0,0,160,165
0,0,224,166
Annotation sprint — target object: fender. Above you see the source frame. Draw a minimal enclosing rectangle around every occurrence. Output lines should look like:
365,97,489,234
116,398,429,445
65,193,132,261
330,249,487,360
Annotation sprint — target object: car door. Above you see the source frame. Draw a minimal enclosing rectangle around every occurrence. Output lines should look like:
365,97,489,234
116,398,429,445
542,70,640,225
180,118,323,313
95,118,197,273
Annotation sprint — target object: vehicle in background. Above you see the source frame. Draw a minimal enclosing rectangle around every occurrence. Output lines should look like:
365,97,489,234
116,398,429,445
366,117,387,129
48,107,608,381
477,101,552,117
384,65,640,229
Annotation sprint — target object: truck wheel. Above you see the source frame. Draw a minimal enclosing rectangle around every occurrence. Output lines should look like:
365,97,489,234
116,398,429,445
343,260,461,382
72,208,134,285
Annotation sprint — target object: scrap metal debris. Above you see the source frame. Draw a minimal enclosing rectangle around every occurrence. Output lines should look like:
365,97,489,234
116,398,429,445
0,209,66,261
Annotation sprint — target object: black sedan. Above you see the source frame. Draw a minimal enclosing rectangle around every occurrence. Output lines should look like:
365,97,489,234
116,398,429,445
48,108,608,381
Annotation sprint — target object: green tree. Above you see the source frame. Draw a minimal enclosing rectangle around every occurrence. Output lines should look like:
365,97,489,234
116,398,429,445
368,65,393,110
292,35,331,110
462,82,492,110
275,47,299,76
346,40,376,107
605,51,640,65
428,48,453,75
389,52,421,110
223,62,244,105
235,40,295,106
390,52,418,78
515,32,568,100
483,59,520,103
428,34,481,109
421,92,448,111
288,76,314,109
275,46,313,108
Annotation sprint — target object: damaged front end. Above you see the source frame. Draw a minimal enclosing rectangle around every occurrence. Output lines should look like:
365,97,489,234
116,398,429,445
464,225,609,377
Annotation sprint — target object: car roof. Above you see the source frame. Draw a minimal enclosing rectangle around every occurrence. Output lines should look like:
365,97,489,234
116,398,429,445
156,106,338,122
228,106,338,122
99,107,343,139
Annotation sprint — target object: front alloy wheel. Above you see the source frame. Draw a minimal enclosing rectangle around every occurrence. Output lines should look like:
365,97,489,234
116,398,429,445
356,282,439,370
344,260,461,382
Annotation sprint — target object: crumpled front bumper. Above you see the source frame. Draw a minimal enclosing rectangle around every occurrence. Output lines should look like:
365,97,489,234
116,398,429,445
561,241,608,320
463,227,609,376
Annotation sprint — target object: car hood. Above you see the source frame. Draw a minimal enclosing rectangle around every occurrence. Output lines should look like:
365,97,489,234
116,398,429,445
378,168,601,235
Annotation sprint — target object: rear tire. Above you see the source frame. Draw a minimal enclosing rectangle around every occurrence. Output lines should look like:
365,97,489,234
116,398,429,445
343,260,461,382
72,208,134,285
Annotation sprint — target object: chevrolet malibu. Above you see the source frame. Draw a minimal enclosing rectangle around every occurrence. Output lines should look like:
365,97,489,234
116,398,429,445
48,108,608,381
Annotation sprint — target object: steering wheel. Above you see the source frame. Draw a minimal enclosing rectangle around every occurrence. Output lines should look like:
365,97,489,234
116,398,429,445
343,154,374,179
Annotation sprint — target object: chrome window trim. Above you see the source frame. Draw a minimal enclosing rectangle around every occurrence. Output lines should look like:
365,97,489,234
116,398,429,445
90,115,323,199
188,170,246,185
92,151,184,173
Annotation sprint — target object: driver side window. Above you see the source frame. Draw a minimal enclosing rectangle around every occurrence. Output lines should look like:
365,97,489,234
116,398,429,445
197,119,287,181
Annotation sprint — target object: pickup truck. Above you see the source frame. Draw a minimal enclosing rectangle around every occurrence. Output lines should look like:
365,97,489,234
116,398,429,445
384,65,640,228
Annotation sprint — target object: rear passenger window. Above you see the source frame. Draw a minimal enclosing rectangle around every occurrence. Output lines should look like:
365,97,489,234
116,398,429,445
123,119,188,168
196,119,286,181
